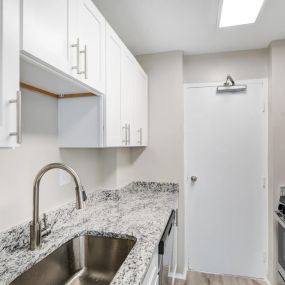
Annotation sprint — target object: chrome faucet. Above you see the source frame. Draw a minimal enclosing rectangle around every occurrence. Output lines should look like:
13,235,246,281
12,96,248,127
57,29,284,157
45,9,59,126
30,163,87,250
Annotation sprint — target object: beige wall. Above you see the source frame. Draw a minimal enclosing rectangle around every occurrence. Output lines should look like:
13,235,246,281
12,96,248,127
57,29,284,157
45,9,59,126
268,40,285,285
132,51,186,273
0,90,132,231
184,49,268,83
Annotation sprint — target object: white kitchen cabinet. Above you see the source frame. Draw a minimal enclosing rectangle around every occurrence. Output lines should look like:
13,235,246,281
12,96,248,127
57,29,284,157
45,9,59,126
121,53,148,147
21,0,70,74
58,20,148,149
58,96,103,148
142,248,159,285
21,0,105,95
0,0,20,148
122,59,148,147
133,64,148,146
104,23,123,147
121,49,136,146
105,25,148,148
20,0,147,149
72,0,106,93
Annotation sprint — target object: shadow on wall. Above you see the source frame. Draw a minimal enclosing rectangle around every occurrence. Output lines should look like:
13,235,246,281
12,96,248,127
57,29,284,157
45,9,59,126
130,147,146,163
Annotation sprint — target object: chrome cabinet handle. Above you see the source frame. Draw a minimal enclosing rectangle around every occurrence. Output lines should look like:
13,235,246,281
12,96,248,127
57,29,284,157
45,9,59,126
79,44,87,79
137,128,142,145
71,38,80,74
122,123,128,145
9,90,22,144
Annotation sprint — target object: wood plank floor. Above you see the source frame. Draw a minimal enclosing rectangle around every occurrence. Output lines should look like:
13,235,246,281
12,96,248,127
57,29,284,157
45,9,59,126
175,271,267,285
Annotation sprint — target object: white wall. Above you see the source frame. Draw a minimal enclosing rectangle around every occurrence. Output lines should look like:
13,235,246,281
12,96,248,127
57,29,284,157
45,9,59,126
268,40,285,285
0,89,132,231
184,49,268,83
132,51,186,273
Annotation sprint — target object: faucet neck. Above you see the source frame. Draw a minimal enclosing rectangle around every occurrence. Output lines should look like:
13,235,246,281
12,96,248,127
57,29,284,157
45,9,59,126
30,163,86,250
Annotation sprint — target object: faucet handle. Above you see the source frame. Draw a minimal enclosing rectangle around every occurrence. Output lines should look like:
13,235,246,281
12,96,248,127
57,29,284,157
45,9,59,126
41,213,51,237
43,213,48,229
82,187,87,202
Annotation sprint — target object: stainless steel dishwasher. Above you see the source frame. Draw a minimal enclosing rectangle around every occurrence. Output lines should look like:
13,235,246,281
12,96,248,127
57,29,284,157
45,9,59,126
158,210,176,285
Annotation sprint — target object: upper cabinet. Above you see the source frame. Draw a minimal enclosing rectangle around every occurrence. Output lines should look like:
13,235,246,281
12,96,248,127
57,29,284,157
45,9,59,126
0,0,20,148
104,23,148,148
59,22,148,148
21,0,105,95
73,0,106,93
133,66,148,146
0,0,147,148
121,50,148,147
22,0,70,74
104,24,123,147
121,49,137,146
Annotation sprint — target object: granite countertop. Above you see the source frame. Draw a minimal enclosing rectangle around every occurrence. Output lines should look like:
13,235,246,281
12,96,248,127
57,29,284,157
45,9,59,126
0,182,178,285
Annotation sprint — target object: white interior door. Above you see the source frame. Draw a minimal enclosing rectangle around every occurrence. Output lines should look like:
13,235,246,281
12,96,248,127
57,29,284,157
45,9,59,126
185,79,268,278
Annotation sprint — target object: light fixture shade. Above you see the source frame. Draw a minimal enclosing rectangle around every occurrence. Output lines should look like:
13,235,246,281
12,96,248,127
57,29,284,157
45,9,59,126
219,0,265,28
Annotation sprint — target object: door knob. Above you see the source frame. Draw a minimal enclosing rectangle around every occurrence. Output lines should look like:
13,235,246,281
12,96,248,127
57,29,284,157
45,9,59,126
190,176,197,182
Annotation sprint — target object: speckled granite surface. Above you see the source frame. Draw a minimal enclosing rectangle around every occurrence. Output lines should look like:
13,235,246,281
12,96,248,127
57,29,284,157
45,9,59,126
0,182,178,285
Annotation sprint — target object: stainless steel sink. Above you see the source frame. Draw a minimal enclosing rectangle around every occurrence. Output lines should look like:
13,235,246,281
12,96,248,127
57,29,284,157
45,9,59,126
11,235,136,285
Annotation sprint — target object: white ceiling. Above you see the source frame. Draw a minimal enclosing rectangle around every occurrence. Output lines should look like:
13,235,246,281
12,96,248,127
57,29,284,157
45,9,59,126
92,0,285,55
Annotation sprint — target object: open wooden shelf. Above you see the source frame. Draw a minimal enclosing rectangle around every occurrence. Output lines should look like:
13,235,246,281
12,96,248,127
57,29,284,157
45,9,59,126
20,82,97,99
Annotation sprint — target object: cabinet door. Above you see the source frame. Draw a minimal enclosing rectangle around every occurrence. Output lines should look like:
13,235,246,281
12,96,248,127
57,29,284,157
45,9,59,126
22,0,70,74
104,24,122,147
142,248,159,285
133,65,148,146
141,71,148,146
121,49,136,146
0,0,20,148
76,0,106,94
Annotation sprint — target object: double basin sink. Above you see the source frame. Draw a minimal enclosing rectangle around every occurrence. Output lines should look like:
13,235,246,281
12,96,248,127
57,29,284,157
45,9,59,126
11,235,136,285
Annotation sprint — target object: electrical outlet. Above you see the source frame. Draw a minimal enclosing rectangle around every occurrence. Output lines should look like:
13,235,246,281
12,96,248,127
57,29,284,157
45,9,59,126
59,170,71,186
262,251,267,264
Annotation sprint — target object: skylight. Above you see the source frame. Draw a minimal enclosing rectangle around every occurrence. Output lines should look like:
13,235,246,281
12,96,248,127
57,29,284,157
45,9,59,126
219,0,265,28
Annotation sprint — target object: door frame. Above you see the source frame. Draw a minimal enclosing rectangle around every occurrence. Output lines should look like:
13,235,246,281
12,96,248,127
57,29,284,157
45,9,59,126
183,78,269,276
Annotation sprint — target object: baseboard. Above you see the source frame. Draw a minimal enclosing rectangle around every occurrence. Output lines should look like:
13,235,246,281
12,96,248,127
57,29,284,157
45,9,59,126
179,269,271,284
173,265,188,280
